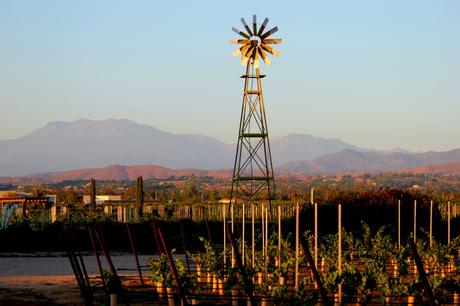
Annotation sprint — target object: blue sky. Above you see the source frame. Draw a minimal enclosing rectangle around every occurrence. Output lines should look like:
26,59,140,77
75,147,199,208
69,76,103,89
1,1,459,151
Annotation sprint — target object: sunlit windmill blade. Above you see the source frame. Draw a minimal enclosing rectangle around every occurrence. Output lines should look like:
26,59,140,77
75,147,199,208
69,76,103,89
229,39,250,45
257,17,269,36
240,18,253,37
243,46,255,59
258,48,271,66
240,44,251,56
232,48,242,56
232,26,251,39
241,55,250,65
252,15,258,36
262,38,282,45
261,44,280,57
260,26,278,39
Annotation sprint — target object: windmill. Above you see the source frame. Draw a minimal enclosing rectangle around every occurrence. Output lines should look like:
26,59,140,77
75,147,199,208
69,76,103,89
227,15,281,266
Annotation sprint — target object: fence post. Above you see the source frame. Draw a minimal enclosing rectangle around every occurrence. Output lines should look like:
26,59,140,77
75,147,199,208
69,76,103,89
430,200,433,248
448,201,451,244
414,200,417,242
338,203,342,303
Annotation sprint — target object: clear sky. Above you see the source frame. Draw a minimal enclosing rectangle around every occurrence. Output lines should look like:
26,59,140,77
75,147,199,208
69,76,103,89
1,1,459,152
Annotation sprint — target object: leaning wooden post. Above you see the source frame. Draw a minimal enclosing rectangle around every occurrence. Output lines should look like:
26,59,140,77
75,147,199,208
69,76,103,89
338,203,342,303
398,199,401,249
295,202,299,289
414,199,417,243
448,201,451,244
314,201,318,268
227,225,256,306
155,223,189,306
299,231,329,305
407,237,437,306
311,188,314,204
430,200,433,248
125,223,144,285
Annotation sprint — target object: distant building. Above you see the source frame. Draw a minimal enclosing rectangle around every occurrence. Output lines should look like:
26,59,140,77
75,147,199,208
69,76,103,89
83,195,122,205
0,191,56,218
0,191,56,204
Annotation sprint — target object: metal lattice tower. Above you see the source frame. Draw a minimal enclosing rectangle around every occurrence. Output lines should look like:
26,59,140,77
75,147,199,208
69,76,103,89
228,15,281,225
230,62,276,209
228,15,281,246
225,15,281,267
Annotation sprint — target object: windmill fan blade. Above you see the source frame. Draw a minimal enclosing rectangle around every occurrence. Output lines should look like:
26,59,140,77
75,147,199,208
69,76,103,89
232,26,250,39
243,46,255,58
232,48,242,56
262,38,282,45
252,15,257,36
240,44,251,56
229,39,250,44
240,18,253,37
258,48,271,66
257,17,269,36
261,44,280,57
261,26,278,39
241,55,250,65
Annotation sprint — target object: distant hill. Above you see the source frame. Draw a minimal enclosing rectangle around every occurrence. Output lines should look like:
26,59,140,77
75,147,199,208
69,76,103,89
270,133,362,164
0,119,364,176
396,162,460,175
280,149,460,173
0,164,232,184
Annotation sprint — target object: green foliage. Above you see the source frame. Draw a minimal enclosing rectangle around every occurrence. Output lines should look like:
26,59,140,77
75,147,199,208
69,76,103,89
148,253,173,287
103,269,122,294
147,251,195,291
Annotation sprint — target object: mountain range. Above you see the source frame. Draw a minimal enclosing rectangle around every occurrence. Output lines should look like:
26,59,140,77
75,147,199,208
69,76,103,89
280,148,460,173
1,118,460,179
0,119,360,176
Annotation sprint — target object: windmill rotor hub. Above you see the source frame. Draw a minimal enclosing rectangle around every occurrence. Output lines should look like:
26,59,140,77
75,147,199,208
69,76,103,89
250,36,261,47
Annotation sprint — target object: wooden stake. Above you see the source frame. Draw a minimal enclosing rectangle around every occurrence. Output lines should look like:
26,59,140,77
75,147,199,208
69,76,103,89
278,204,281,268
295,202,299,289
223,203,226,267
414,200,417,242
242,203,245,264
231,202,235,268
265,204,268,260
338,203,342,302
252,203,255,268
262,204,265,261
314,202,318,268
311,188,314,204
398,199,401,249
448,201,451,244
430,200,433,248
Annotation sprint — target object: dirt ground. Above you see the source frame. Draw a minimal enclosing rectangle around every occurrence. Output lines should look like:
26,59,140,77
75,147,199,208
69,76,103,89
0,253,151,305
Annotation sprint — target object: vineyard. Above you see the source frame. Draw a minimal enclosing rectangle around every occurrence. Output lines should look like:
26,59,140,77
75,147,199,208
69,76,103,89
2,188,460,304
58,199,460,305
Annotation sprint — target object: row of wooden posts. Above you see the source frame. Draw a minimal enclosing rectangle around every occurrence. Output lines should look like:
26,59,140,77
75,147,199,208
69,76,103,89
224,198,458,292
